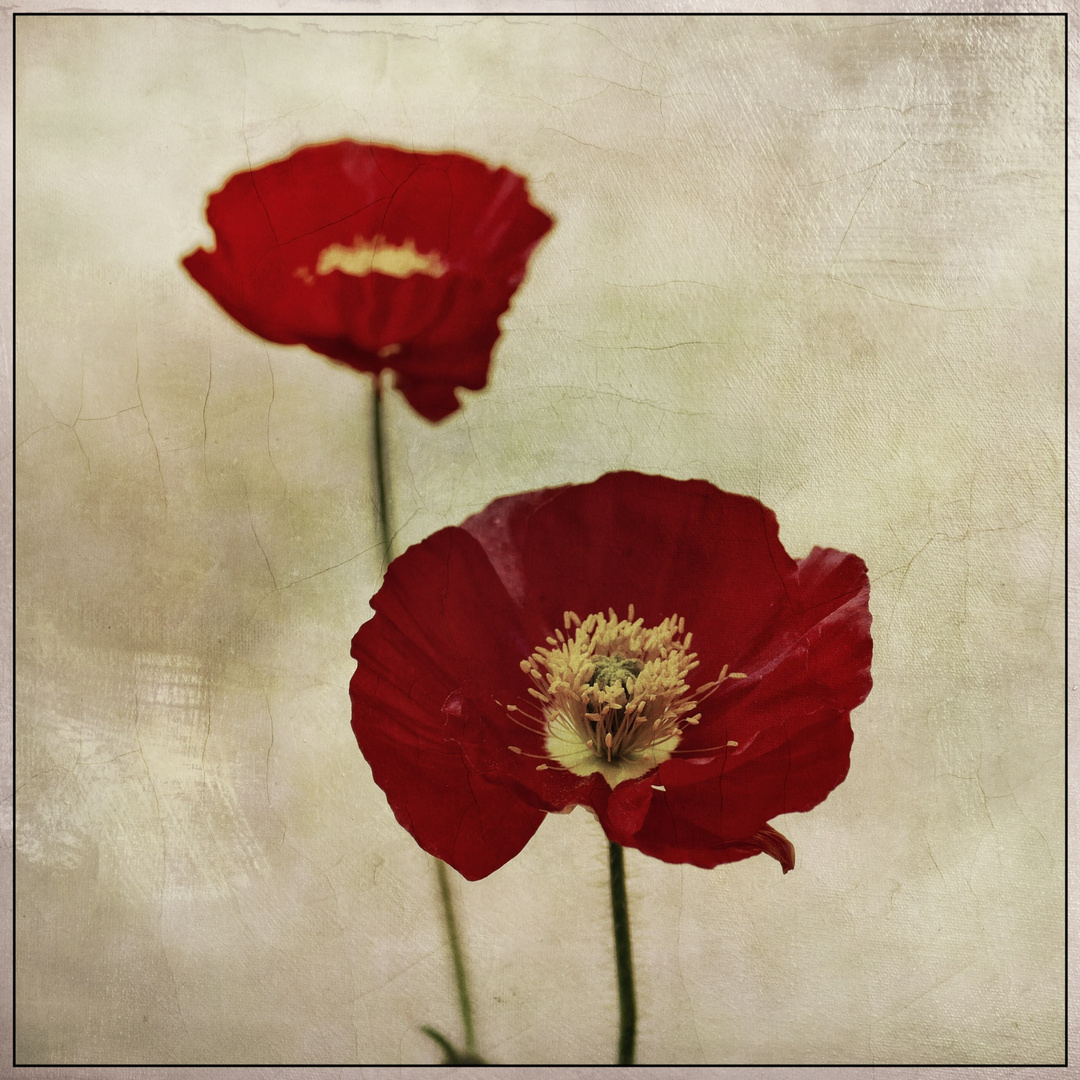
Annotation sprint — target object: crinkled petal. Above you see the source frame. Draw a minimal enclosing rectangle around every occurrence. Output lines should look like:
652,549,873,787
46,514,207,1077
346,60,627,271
662,546,872,782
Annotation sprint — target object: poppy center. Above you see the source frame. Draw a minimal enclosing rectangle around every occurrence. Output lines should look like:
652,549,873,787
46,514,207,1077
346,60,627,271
517,606,742,789
294,234,448,284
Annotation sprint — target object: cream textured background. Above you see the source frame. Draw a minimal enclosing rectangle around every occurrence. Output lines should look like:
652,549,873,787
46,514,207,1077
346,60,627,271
15,13,1064,1066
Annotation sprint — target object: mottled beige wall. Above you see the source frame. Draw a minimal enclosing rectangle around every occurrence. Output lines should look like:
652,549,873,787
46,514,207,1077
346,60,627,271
15,14,1064,1065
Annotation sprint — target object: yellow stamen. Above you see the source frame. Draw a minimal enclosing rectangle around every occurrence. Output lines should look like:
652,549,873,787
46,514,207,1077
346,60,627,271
294,234,448,284
518,608,739,789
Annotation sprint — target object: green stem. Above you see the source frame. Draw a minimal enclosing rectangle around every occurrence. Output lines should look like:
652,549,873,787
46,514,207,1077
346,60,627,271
435,859,478,1057
370,376,478,1058
608,841,637,1065
371,378,393,569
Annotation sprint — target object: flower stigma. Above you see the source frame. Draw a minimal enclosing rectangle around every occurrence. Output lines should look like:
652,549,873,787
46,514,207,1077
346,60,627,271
516,606,744,789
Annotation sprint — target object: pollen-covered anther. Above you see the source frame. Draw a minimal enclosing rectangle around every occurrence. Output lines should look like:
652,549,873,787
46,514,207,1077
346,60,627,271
519,607,740,789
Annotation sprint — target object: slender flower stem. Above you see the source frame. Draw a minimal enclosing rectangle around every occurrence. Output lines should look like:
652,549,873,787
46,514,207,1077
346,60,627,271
435,858,478,1057
370,378,394,569
370,375,478,1059
608,841,637,1065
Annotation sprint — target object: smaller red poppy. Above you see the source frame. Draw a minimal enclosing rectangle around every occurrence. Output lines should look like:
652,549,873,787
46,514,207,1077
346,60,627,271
350,472,873,881
183,141,553,421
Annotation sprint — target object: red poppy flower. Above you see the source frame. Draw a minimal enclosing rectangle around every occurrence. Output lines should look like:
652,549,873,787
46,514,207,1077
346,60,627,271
350,472,873,881
183,140,553,421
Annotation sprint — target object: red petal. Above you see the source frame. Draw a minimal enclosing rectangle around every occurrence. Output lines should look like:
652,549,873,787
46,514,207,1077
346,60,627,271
661,545,871,786
594,777,657,837
657,710,854,842
461,482,570,623
749,825,796,873
514,473,799,650
392,378,462,423
619,794,796,873
351,527,544,878
650,546,869,843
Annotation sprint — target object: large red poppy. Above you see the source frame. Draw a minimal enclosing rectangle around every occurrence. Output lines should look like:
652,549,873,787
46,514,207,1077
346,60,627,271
183,141,553,422
350,473,873,880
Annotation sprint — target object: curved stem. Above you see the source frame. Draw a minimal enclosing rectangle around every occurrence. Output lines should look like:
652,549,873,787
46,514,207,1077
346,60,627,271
608,841,637,1065
370,376,478,1057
